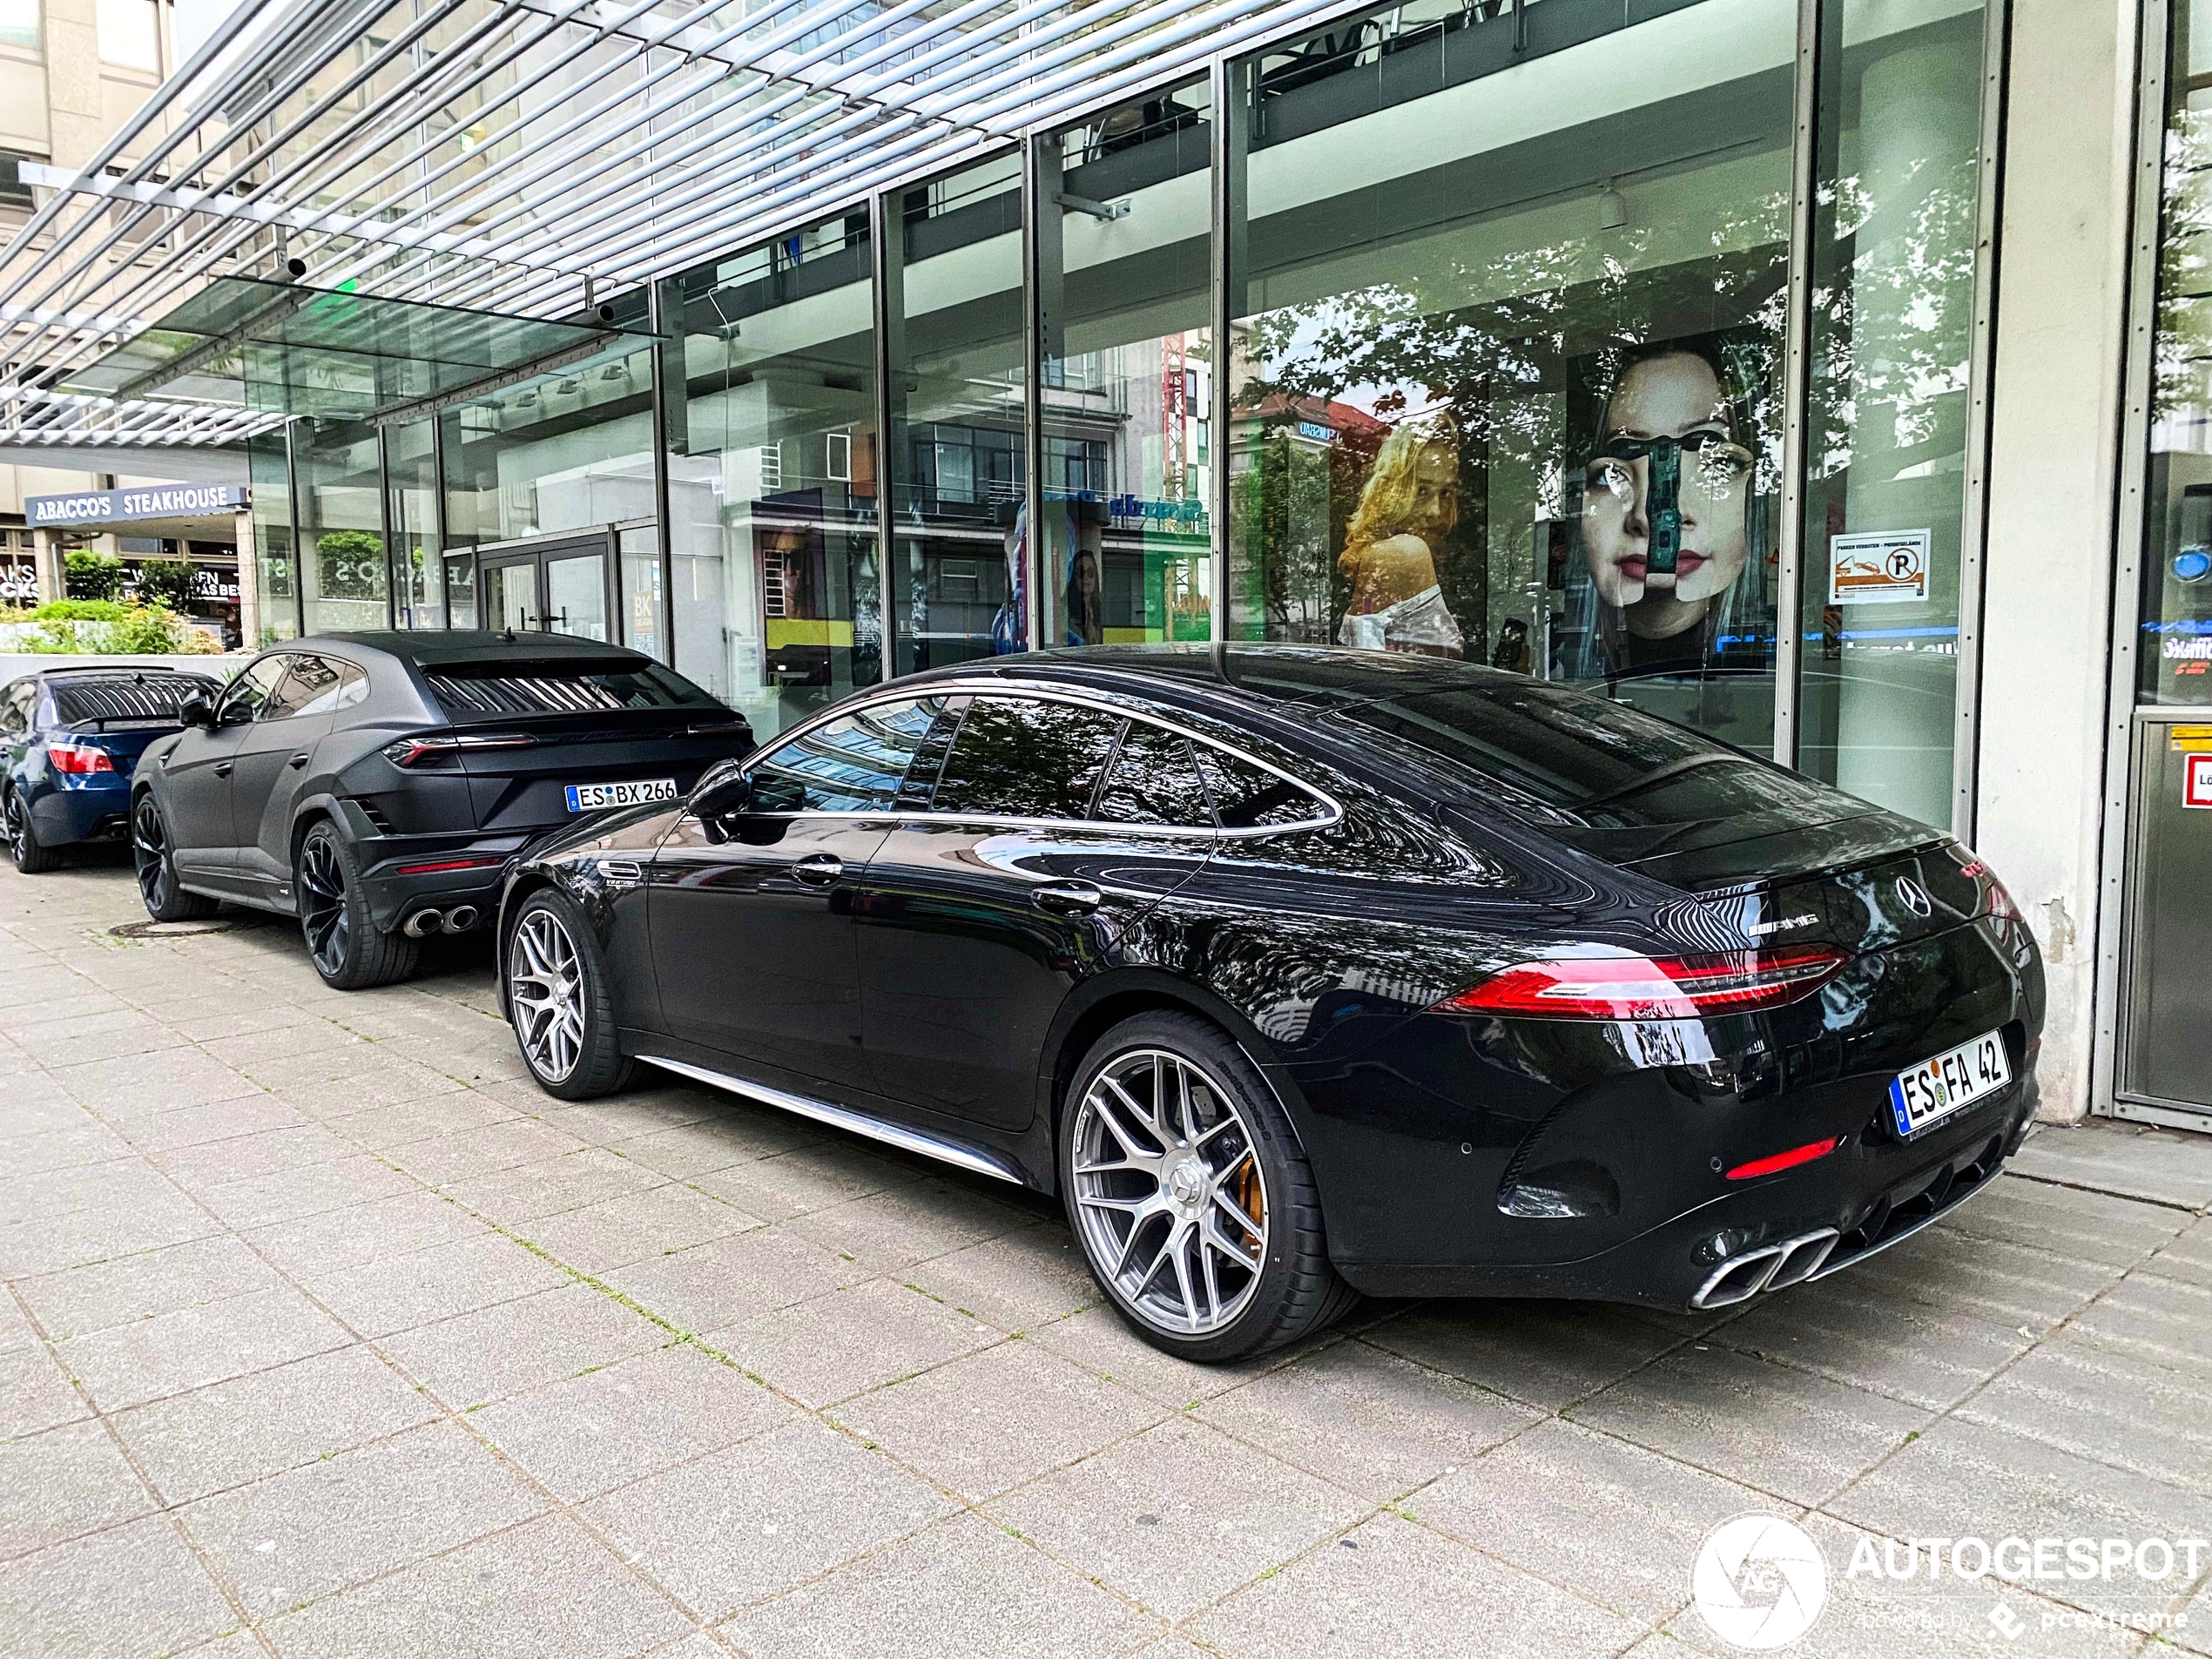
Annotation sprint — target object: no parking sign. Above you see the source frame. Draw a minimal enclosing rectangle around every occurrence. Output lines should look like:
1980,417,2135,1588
1829,529,1931,605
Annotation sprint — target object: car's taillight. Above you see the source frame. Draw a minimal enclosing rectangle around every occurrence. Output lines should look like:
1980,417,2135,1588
47,741,114,775
381,732,537,767
1439,947,1849,1022
394,856,505,875
1957,856,2023,927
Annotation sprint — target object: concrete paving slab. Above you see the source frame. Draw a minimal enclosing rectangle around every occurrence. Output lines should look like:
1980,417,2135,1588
0,1515,240,1659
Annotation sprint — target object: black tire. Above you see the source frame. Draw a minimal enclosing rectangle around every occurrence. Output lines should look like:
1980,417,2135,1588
1060,1010,1357,1363
503,887,633,1099
295,819,417,990
131,793,218,918
7,790,62,874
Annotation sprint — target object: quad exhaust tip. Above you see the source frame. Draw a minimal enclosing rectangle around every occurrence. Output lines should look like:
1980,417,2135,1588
1690,1227,1841,1311
402,905,481,939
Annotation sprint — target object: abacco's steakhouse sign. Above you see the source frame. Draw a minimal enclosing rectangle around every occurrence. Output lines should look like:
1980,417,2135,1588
25,483,246,527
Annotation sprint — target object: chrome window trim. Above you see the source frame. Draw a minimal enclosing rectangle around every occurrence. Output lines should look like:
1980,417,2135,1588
695,681,1345,840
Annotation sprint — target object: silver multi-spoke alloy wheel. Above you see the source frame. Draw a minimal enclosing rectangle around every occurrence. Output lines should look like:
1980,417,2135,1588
509,905,587,1083
1070,1047,1270,1338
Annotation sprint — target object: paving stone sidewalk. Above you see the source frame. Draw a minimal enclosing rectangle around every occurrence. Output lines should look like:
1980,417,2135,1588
3,856,2209,1658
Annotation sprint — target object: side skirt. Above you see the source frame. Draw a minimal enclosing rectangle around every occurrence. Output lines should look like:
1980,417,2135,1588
635,1053,1028,1186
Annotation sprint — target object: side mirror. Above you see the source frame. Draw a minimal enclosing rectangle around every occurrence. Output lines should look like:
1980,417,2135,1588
178,693,215,730
691,763,752,820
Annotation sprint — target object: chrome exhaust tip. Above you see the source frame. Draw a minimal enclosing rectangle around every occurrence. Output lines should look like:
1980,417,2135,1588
1763,1227,1841,1292
401,910,443,939
443,905,480,933
1691,1244,1784,1310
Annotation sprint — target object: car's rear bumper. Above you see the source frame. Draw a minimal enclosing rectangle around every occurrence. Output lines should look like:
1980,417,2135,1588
28,779,132,846
1332,1077,2037,1307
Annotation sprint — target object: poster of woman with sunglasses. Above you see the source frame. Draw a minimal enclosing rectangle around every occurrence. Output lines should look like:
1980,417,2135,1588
1555,330,1777,691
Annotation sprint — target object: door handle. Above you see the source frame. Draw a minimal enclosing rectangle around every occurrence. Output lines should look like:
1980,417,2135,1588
213,761,233,778
1033,880,1103,916
791,853,844,887
287,752,309,769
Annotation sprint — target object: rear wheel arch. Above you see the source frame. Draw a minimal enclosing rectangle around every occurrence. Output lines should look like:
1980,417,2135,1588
494,872,562,1016
1043,974,1309,1195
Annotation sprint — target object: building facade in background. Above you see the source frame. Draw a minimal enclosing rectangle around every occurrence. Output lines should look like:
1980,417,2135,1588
0,0,2203,1134
0,0,246,635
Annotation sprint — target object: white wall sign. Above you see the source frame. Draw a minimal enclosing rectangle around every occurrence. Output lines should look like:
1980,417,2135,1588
2186,752,2212,810
1829,529,1930,605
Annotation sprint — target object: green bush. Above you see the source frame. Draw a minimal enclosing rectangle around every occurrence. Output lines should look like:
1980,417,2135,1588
31,598,125,622
133,556,200,611
64,550,126,601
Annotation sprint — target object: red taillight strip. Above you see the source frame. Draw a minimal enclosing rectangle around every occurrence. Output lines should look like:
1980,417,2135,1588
46,741,114,774
1725,1138,1839,1181
382,732,539,767
395,856,506,875
1439,947,1847,1022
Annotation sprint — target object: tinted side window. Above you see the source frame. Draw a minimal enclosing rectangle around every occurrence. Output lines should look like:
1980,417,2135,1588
1,681,28,735
750,697,940,813
220,657,290,722
261,655,347,720
1195,745,1323,830
1096,720,1214,828
933,698,1126,820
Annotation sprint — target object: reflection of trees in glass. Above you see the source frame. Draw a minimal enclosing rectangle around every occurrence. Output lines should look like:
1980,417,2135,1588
1808,159,1979,477
316,529,386,600
2155,108,2212,425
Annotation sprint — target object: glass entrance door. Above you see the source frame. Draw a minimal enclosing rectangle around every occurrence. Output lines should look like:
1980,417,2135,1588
2121,715,2212,1116
477,537,613,640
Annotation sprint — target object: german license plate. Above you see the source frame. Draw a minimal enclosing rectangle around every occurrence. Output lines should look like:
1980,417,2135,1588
563,778,677,812
1889,1030,2011,1137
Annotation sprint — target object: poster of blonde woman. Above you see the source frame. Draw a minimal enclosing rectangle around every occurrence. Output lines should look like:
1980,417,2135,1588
1336,412,1466,657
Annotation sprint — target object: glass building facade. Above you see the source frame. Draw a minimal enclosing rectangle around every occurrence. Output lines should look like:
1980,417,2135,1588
243,0,2001,836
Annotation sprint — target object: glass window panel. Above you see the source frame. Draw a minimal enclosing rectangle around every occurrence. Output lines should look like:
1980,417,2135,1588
1192,745,1318,830
664,207,880,740
545,550,609,643
620,523,664,661
1225,0,1794,757
388,418,442,629
295,415,387,636
443,553,475,629
247,429,297,644
1039,83,1215,649
2143,0,2212,706
1797,0,1993,825
96,0,156,69
933,698,1125,819
1096,721,1213,827
442,338,656,554
887,155,1028,672
750,698,941,813
0,0,41,51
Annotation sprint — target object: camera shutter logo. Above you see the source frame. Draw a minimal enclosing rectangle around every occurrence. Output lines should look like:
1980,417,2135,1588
1692,1514,1829,1650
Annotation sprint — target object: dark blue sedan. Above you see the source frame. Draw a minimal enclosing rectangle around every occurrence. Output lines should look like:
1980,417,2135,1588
3,667,225,873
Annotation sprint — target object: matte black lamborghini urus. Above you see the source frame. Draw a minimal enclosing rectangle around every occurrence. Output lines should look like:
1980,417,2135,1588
495,646,2044,1361
132,631,750,989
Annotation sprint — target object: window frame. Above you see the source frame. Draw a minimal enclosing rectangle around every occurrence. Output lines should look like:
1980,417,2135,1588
718,680,1339,839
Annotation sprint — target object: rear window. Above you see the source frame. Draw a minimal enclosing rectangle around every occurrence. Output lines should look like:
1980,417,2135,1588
1335,684,1851,860
421,658,722,718
51,675,219,726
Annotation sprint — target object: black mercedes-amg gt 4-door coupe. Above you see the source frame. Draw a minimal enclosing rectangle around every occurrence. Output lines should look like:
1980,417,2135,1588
131,631,751,988
492,646,2043,1361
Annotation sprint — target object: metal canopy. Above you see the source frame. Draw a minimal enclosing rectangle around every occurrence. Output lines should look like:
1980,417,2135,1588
0,0,1352,452
60,274,646,420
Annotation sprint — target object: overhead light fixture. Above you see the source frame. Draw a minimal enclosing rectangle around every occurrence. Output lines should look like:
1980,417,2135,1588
600,363,628,381
556,378,579,394
1596,179,1628,232
515,389,537,408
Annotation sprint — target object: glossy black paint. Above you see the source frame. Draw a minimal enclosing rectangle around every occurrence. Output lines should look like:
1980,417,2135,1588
498,646,2045,1311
